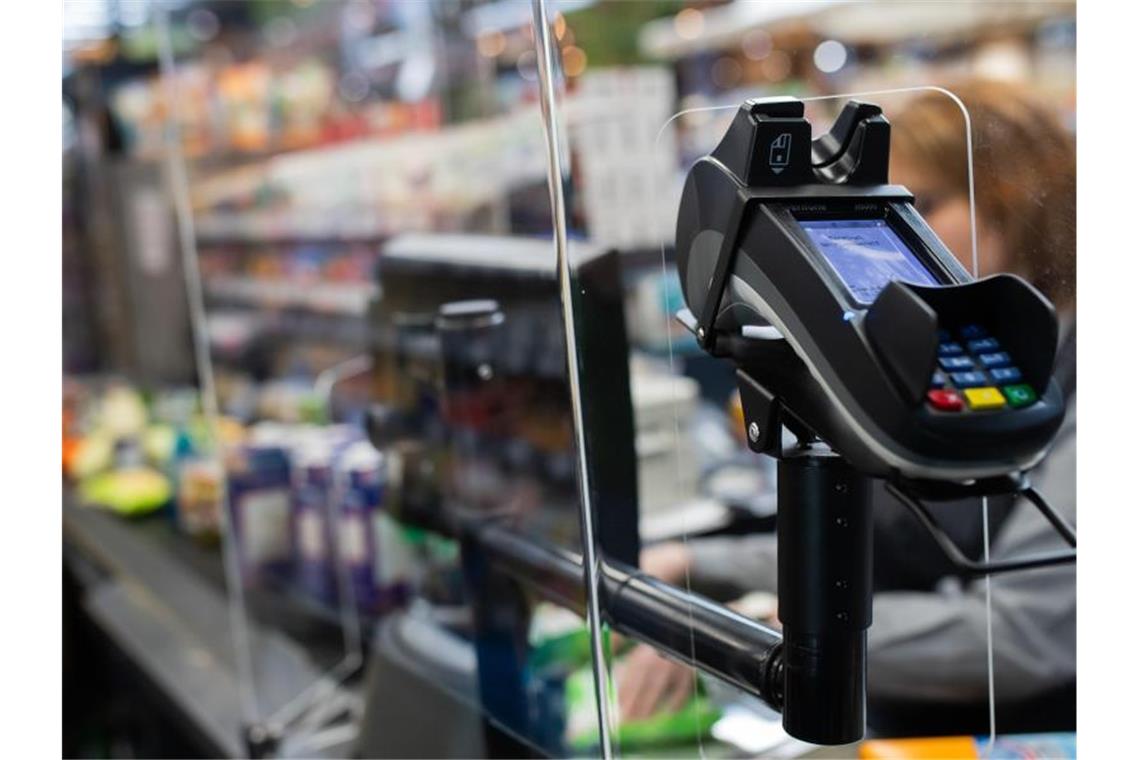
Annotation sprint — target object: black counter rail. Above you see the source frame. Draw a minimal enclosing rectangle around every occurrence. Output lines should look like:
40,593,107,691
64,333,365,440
475,523,784,711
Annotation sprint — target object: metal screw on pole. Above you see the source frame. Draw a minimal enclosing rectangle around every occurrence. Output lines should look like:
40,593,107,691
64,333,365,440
748,421,761,443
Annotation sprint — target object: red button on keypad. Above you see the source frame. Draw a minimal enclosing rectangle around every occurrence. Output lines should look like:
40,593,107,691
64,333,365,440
927,389,964,412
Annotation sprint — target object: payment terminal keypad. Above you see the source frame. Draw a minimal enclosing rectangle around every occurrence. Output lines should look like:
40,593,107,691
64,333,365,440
990,367,1023,384
939,356,974,371
949,371,987,387
925,325,1038,413
977,352,1012,368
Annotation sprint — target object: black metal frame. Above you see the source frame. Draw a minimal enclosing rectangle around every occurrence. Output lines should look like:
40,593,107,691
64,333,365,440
886,482,1076,576
459,437,879,746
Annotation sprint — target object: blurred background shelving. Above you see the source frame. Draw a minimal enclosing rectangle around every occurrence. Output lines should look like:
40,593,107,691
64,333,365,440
65,0,1075,395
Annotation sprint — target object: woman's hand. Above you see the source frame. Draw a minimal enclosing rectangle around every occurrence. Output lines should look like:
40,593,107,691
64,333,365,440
615,644,695,722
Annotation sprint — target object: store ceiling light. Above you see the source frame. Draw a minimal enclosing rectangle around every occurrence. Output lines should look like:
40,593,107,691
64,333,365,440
813,39,848,73
674,8,705,41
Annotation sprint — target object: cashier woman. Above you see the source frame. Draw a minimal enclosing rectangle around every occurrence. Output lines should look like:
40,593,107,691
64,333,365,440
619,80,1077,735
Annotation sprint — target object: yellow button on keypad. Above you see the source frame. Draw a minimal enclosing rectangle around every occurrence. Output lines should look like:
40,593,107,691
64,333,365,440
963,386,1006,411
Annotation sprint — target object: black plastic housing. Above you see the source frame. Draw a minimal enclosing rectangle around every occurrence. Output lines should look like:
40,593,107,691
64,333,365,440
778,449,873,744
676,99,1066,482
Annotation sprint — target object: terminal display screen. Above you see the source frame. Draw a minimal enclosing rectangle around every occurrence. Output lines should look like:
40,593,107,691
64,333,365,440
798,218,938,304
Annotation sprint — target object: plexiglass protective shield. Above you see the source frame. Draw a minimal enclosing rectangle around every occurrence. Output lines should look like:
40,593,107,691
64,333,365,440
548,8,1075,748
154,2,611,756
129,1,1076,755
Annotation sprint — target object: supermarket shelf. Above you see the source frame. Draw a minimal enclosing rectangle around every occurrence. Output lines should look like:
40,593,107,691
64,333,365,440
810,0,1075,45
196,235,385,248
640,1,846,59
194,212,393,244
640,0,1073,58
190,110,549,225
205,277,377,316
207,312,372,356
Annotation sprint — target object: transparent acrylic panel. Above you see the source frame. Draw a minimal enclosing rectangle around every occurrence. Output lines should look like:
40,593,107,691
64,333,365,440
89,2,1073,757
551,0,1074,755
149,0,619,756
639,86,989,755
149,5,369,756
922,75,1076,750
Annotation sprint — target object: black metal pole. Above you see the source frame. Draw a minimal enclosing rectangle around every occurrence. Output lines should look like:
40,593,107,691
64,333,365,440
380,436,873,744
475,524,785,711
777,445,873,745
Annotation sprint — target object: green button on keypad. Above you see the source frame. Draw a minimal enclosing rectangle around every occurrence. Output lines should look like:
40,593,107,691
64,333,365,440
1002,384,1037,408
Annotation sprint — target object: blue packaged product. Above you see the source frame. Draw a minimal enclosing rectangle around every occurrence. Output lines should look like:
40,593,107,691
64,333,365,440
335,442,386,612
293,441,337,603
226,442,293,585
